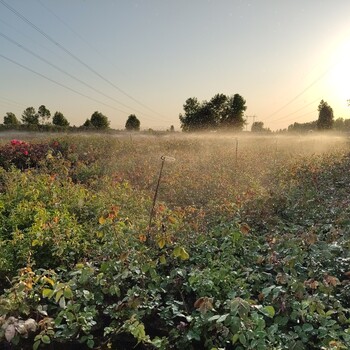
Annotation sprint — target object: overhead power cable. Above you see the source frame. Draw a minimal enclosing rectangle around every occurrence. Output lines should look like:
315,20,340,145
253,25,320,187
36,0,119,70
265,66,335,121
0,95,27,108
0,31,160,122
268,97,321,123
0,53,131,114
0,0,168,120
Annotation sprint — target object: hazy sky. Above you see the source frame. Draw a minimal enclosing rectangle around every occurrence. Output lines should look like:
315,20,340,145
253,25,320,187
1,0,350,130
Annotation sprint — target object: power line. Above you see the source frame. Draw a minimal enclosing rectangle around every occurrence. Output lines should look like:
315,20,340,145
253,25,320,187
0,31,161,122
0,95,27,108
0,0,169,120
264,66,334,121
268,97,321,123
0,53,132,114
36,0,120,70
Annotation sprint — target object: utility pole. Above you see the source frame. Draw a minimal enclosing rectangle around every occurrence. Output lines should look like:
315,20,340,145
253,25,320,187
245,115,256,131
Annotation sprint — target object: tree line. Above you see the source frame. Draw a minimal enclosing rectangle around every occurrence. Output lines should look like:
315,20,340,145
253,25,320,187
2,97,347,133
2,105,143,131
287,100,341,133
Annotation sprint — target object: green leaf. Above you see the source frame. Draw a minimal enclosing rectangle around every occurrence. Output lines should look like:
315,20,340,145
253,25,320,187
261,305,275,318
33,340,41,350
302,323,313,332
42,288,53,299
261,286,275,298
217,313,229,323
41,335,51,344
208,315,220,322
179,247,189,260
231,333,239,345
239,333,247,346
159,254,166,264
173,246,189,260
157,237,166,249
87,339,94,348
63,287,73,299
55,289,63,303
59,296,66,309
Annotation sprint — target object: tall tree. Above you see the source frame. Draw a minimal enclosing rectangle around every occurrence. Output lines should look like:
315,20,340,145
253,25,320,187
3,112,20,125
221,94,247,130
21,107,38,125
179,97,201,131
37,105,51,124
52,111,69,127
90,111,110,129
125,114,140,131
179,94,247,131
208,94,227,128
317,100,334,130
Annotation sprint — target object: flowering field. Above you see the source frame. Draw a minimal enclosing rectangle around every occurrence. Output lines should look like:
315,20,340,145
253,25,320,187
0,133,349,349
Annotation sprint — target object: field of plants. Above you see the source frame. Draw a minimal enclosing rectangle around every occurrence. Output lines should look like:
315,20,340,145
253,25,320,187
0,132,349,349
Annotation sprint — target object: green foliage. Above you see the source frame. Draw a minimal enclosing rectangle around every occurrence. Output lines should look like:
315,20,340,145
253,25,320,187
37,105,51,125
317,100,334,130
179,93,247,131
3,112,20,125
21,107,38,125
52,111,69,127
0,134,349,349
90,111,110,129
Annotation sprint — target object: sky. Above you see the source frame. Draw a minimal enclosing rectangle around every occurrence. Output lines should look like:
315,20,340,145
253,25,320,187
0,0,350,131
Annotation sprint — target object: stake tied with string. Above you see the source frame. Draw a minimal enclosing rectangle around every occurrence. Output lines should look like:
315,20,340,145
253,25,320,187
147,155,175,239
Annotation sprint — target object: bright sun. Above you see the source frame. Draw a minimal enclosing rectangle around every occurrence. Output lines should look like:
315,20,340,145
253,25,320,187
328,38,350,103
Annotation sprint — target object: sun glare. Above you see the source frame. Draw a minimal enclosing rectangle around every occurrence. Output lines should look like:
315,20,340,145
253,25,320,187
328,38,350,102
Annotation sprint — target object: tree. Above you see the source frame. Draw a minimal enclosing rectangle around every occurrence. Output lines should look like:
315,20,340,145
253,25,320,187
208,94,228,126
288,121,317,133
37,105,51,124
125,114,140,131
333,117,344,131
179,97,202,131
90,111,110,129
21,107,39,125
179,96,222,131
221,94,247,130
3,112,20,125
52,111,69,127
251,121,264,132
317,100,334,130
179,93,247,131
83,119,92,127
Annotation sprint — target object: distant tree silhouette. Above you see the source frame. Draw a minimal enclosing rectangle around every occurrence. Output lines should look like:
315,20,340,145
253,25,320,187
21,107,38,125
37,105,51,124
83,119,93,127
179,93,247,131
52,111,69,127
125,114,140,131
288,121,317,133
3,112,20,125
251,121,265,132
90,111,110,129
317,100,334,130
221,94,247,130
